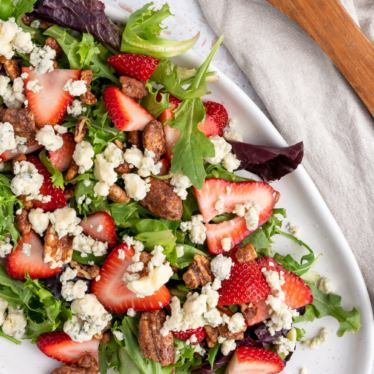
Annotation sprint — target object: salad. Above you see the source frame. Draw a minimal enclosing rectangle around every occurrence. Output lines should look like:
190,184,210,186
0,1,361,374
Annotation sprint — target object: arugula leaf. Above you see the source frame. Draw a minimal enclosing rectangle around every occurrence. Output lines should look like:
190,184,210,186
211,213,236,224
182,191,199,221
207,343,221,369
39,149,64,190
205,163,253,183
0,0,14,20
294,283,361,337
151,60,207,100
121,2,199,58
167,244,207,269
241,229,272,257
140,82,171,118
72,251,107,266
169,36,224,189
119,347,142,374
110,201,140,227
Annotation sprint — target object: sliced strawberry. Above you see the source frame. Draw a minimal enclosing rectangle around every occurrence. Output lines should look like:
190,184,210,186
28,156,67,212
92,244,170,313
226,346,285,374
195,179,276,223
22,67,81,127
158,94,182,162
37,332,99,364
6,231,61,280
245,257,313,326
107,54,160,81
0,143,44,162
103,86,154,131
48,132,76,172
218,248,271,306
198,101,228,138
171,327,206,345
79,212,117,250
205,217,252,255
157,158,170,176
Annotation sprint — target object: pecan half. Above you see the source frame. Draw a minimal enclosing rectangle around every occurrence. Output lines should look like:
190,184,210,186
108,184,130,203
45,37,63,59
128,131,142,149
43,225,73,269
139,252,152,266
240,303,258,321
4,59,20,81
216,306,247,340
139,310,175,367
235,244,257,263
64,187,75,200
102,331,111,345
70,260,100,280
0,108,36,145
93,321,112,340
142,120,166,162
15,209,32,235
114,139,123,149
12,154,26,174
51,354,99,374
115,161,130,174
19,195,33,211
80,70,97,105
183,254,214,289
120,76,148,100
204,325,218,348
140,177,182,221
66,160,79,181
74,116,89,143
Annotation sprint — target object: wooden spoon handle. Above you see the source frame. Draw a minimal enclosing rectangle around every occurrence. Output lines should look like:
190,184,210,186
265,0,374,117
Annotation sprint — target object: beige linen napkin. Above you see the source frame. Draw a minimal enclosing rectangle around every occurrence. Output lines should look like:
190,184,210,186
198,0,374,301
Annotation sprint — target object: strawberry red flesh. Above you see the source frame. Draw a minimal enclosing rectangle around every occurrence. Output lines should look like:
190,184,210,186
79,211,117,250
92,244,170,313
198,101,228,138
27,156,67,212
107,54,160,81
37,331,99,364
103,86,155,131
6,231,61,280
171,327,206,345
22,67,81,128
226,346,285,374
218,248,271,306
48,132,76,172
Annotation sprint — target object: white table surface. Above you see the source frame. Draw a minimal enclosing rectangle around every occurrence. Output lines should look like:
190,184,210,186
106,1,374,373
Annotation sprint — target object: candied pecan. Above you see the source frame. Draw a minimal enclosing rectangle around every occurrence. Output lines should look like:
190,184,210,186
139,310,175,367
139,251,152,266
235,244,257,263
21,14,35,26
140,177,182,221
12,154,27,174
128,131,142,148
51,354,99,374
102,331,111,345
216,306,247,340
204,325,218,348
274,191,281,204
108,184,130,203
120,76,148,100
66,160,79,181
70,260,100,280
51,365,85,374
74,116,89,143
0,56,6,64
80,70,97,105
4,59,20,81
15,209,32,235
0,108,36,145
64,187,75,200
39,21,54,30
78,354,100,371
94,321,112,340
45,37,63,59
43,226,73,269
142,120,166,162
115,161,130,174
183,254,214,289
114,139,124,149
240,303,258,321
19,195,33,210
81,70,93,85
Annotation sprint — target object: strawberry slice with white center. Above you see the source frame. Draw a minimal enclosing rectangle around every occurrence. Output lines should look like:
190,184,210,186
79,212,117,250
0,143,44,162
194,178,276,223
37,331,99,364
6,231,61,280
91,244,170,313
22,67,81,127
226,346,285,374
246,257,313,326
49,132,76,172
218,248,271,306
198,101,228,138
103,86,155,131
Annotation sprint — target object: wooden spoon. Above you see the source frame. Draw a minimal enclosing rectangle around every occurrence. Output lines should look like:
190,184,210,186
265,0,374,118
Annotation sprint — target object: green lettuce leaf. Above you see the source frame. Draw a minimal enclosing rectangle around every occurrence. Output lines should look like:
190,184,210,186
39,149,64,190
121,2,199,58
0,0,14,20
140,82,171,118
0,0,36,21
205,163,253,183
169,36,224,189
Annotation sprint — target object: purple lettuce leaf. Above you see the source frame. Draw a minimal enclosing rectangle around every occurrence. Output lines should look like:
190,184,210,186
228,141,304,182
191,352,233,374
32,0,123,50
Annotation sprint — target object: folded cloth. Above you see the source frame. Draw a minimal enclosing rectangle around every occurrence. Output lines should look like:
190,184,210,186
199,0,374,301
